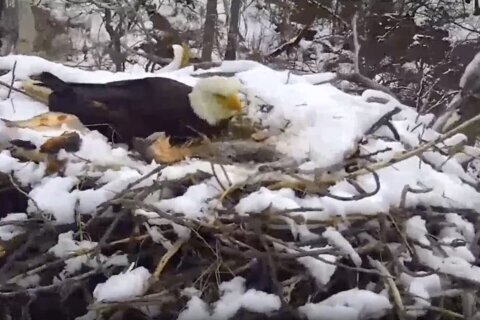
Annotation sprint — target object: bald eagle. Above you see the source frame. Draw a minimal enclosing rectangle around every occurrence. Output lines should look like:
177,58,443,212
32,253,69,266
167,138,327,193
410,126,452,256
20,71,243,147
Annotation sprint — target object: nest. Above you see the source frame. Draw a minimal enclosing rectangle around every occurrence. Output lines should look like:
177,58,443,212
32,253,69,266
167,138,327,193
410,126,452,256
1,56,480,320
0,129,479,320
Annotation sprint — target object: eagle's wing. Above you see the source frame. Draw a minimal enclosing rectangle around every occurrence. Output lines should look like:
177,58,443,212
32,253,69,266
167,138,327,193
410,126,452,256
31,72,213,143
38,72,146,105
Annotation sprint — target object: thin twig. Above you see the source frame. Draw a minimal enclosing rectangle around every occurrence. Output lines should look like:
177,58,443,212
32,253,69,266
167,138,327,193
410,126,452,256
6,234,150,285
8,173,43,214
366,107,402,138
306,0,349,27
153,239,185,279
326,169,380,201
348,110,480,178
7,61,17,99
369,257,406,320
0,270,99,297
399,185,434,209
0,79,40,101
352,13,360,74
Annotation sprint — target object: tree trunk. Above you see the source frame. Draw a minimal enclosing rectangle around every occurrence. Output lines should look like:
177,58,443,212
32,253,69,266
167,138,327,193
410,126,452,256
104,8,126,71
222,0,230,25
394,0,405,14
0,0,19,56
225,0,241,60
201,0,217,61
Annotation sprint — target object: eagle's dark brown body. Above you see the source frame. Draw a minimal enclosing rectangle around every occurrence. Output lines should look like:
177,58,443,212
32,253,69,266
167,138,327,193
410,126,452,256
35,72,226,145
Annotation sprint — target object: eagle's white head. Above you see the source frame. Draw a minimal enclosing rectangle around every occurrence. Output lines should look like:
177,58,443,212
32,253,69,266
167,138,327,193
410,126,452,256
189,76,243,125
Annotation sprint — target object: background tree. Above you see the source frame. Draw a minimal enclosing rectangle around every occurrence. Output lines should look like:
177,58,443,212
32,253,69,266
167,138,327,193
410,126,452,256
1,0,480,118
0,0,19,56
225,0,241,60
201,0,217,61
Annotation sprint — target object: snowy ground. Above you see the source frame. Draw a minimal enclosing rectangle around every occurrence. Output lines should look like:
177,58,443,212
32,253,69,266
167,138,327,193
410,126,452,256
0,54,480,319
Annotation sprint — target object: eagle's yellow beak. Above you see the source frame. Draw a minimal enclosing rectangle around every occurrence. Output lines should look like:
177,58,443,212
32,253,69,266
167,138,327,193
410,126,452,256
224,94,243,113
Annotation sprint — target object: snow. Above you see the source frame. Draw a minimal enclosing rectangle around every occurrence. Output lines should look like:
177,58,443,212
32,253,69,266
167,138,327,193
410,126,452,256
235,144,480,220
400,272,442,317
296,246,337,285
415,246,480,284
178,277,281,320
210,277,281,319
48,231,95,258
0,212,28,241
239,3,279,54
0,54,391,169
93,266,151,302
444,213,475,242
0,150,46,186
15,274,41,288
236,187,299,215
298,288,392,320
29,176,78,224
405,216,430,246
137,161,256,238
178,296,211,320
1,53,480,317
323,227,362,267
401,272,442,297
49,231,128,278
74,167,143,214
302,72,337,84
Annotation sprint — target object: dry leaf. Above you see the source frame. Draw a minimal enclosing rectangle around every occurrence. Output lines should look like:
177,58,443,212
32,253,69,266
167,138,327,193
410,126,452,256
4,112,88,132
40,131,82,154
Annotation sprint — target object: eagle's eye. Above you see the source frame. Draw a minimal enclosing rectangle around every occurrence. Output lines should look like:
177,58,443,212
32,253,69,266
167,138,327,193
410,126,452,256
214,93,243,112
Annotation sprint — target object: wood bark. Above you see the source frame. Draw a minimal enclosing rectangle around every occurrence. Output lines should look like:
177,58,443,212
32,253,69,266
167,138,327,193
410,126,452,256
104,9,126,71
0,0,19,55
225,0,241,60
201,0,217,61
